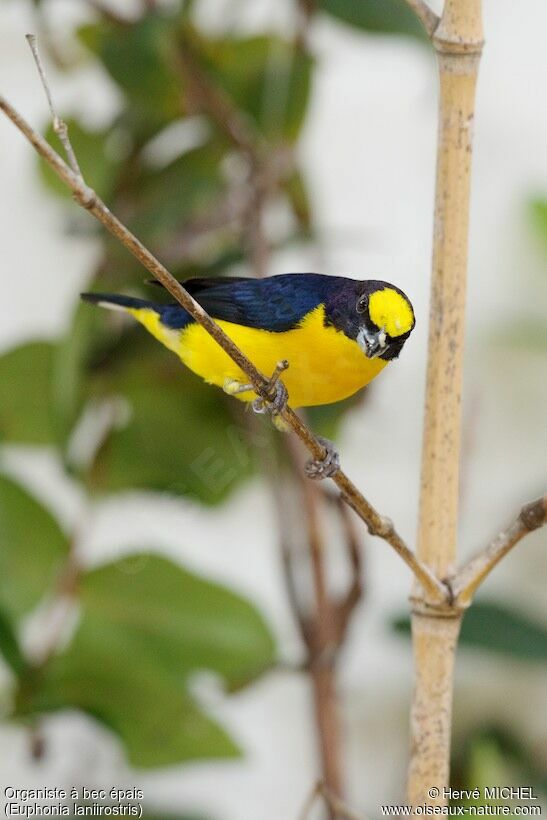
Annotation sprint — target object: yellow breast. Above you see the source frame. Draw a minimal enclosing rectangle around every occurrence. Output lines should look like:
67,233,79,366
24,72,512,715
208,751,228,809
130,305,387,408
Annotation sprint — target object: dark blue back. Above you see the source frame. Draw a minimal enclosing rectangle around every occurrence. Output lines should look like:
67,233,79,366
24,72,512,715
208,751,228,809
160,273,346,332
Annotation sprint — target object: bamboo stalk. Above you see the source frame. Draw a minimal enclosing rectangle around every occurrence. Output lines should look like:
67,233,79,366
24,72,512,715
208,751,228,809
407,0,484,806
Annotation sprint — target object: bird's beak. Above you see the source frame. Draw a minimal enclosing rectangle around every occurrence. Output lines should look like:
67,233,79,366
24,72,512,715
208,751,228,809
357,327,388,359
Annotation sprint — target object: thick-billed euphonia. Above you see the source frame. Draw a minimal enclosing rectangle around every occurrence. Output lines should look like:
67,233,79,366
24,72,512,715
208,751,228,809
82,273,415,409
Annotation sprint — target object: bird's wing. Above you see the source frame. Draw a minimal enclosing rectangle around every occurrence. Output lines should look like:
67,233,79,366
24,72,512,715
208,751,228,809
147,276,250,292
159,274,332,332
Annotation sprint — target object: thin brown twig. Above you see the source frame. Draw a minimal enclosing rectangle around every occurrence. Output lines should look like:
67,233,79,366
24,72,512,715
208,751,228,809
0,93,446,604
295,0,315,50
299,780,366,820
31,501,91,669
25,34,82,177
275,481,310,638
176,29,295,278
160,151,294,268
333,495,364,644
259,376,344,810
452,493,547,607
244,178,269,279
229,57,347,790
177,32,260,159
161,182,249,266
276,446,363,810
339,488,443,602
284,434,343,807
402,0,440,38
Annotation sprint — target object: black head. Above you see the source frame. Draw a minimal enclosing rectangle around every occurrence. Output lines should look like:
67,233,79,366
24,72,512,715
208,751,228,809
324,279,415,361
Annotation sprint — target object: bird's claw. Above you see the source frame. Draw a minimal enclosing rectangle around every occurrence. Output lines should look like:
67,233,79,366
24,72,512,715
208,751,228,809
305,436,340,480
252,360,289,419
252,379,288,416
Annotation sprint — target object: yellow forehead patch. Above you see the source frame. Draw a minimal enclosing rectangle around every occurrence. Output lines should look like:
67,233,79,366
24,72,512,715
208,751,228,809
368,288,414,338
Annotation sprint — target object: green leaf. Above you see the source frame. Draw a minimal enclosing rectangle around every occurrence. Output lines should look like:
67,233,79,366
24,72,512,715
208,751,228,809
19,614,239,768
283,170,313,233
459,602,547,662
78,16,183,130
125,142,227,250
452,728,547,805
193,33,313,142
39,119,121,201
51,302,122,449
453,735,521,809
0,607,27,677
18,554,274,767
0,341,56,444
393,601,547,663
529,197,547,255
490,317,547,353
316,0,427,40
80,554,276,686
0,475,69,619
87,347,256,504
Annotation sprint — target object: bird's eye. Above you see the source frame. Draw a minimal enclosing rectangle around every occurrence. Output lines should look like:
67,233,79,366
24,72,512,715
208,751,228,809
356,295,368,314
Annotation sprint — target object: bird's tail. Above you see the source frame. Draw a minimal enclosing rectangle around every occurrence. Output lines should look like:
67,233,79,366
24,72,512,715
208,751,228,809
80,292,157,313
81,291,187,355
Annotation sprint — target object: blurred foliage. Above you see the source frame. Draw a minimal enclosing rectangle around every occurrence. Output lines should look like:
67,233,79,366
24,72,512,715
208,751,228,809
16,562,267,767
452,727,547,805
85,341,255,504
0,0,439,790
1,475,274,767
496,318,547,353
530,197,547,253
306,392,365,440
316,0,427,40
393,600,547,663
0,474,69,619
40,119,122,202
0,608,28,678
0,342,57,444
492,195,547,353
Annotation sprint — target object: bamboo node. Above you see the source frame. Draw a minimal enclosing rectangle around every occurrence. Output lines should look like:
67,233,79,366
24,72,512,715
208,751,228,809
409,594,464,619
433,34,484,55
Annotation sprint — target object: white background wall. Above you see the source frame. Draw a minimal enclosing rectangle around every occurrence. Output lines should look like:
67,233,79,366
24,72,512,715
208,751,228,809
1,1,546,817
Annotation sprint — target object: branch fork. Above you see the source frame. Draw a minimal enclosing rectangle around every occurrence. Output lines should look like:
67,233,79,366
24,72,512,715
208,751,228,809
452,494,547,608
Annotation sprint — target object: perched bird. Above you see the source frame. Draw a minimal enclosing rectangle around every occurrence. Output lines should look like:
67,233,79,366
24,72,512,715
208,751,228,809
81,273,415,410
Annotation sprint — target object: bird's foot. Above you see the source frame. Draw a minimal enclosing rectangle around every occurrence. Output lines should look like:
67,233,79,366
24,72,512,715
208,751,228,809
223,378,253,396
252,380,288,416
305,436,340,480
252,360,290,419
